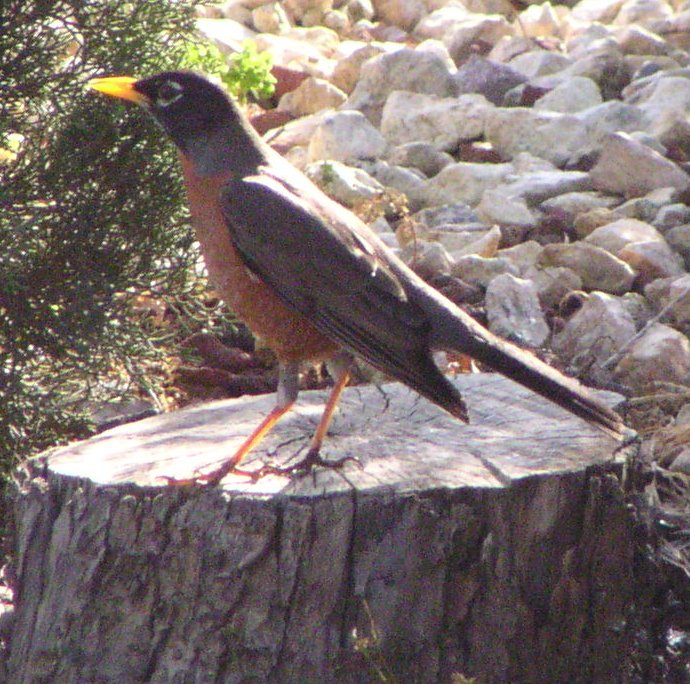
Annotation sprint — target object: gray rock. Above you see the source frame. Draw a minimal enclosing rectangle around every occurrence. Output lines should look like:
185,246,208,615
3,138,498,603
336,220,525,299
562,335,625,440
413,203,480,227
614,323,690,390
589,132,690,197
371,0,425,31
308,110,387,162
414,4,472,41
552,292,637,384
343,48,455,126
452,54,527,105
278,77,347,116
497,170,593,204
447,224,502,258
665,223,690,266
584,218,665,254
531,266,584,310
654,203,690,231
387,142,454,177
508,50,573,79
380,92,491,151
485,274,550,347
539,242,636,294
305,160,383,205
353,159,427,211
451,255,520,288
496,240,544,274
577,100,651,146
477,188,538,231
614,24,670,55
541,191,621,220
401,240,454,280
443,14,513,64
330,45,383,95
534,77,603,113
618,239,685,285
571,0,628,24
484,108,589,166
422,161,514,207
558,38,628,100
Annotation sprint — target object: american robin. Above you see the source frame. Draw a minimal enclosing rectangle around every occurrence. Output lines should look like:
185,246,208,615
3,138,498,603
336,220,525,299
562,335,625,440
89,71,624,485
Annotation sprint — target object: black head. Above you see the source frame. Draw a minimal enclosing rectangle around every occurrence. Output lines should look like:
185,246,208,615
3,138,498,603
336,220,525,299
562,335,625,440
90,71,244,152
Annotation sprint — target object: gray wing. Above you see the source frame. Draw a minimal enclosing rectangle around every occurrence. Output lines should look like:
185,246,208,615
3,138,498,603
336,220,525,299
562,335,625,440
218,172,441,389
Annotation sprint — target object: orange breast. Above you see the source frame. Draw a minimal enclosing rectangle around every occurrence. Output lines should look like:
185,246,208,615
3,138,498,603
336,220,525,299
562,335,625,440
179,154,338,363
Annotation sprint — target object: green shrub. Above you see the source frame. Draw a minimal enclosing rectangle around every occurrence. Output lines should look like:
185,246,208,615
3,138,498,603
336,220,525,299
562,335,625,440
184,39,276,102
0,1,204,466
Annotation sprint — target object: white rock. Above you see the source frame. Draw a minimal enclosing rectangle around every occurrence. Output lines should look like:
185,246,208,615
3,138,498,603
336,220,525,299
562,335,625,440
380,92,491,151
196,18,257,54
477,188,537,230
628,76,690,140
308,110,387,162
584,218,665,254
534,76,602,113
278,77,347,116
449,224,502,258
484,108,588,166
613,0,673,27
330,44,383,94
414,4,472,41
252,2,291,33
508,50,572,79
387,142,454,177
571,0,626,23
305,160,383,206
496,241,544,274
371,0,426,31
422,161,514,207
263,109,334,149
486,274,550,347
254,32,336,78
515,2,562,40
541,191,621,219
343,48,455,126
539,242,636,294
451,255,520,287
443,13,514,64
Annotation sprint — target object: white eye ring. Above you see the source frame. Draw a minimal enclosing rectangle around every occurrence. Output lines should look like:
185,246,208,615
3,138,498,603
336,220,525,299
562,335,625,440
156,80,183,107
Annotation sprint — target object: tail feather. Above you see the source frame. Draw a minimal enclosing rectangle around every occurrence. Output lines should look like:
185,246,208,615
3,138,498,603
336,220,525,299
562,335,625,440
426,297,625,439
467,333,624,438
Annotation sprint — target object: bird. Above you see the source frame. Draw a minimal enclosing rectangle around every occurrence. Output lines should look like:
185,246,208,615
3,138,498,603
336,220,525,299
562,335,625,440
88,71,624,485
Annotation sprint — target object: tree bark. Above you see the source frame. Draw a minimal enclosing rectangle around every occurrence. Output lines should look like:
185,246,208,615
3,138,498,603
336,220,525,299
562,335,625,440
5,375,635,684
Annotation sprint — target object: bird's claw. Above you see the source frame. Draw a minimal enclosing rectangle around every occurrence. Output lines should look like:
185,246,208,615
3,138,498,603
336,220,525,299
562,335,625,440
251,450,361,479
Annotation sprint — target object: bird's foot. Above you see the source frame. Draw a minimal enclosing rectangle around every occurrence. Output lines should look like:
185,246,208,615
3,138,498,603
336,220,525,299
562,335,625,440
158,465,255,487
251,448,360,480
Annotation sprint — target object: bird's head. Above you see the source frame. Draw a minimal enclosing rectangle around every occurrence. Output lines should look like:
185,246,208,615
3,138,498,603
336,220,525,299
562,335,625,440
88,71,241,153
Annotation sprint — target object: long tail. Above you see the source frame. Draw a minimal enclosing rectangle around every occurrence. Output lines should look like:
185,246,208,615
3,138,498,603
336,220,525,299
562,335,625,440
427,297,625,439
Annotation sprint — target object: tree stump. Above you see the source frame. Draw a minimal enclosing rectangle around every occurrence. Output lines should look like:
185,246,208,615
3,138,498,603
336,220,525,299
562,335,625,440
5,375,635,684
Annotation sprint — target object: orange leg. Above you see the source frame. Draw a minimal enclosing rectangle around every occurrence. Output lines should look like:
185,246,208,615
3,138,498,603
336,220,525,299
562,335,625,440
160,361,300,486
252,356,358,478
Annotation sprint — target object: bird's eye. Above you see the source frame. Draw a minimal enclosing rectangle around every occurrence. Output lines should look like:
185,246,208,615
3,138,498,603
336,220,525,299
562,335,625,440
156,81,183,107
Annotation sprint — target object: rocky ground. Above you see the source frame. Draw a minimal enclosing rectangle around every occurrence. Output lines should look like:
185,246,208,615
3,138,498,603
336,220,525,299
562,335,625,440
164,0,690,679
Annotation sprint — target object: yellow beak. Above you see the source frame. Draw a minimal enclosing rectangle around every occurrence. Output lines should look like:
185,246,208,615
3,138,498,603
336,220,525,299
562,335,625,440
88,76,150,104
